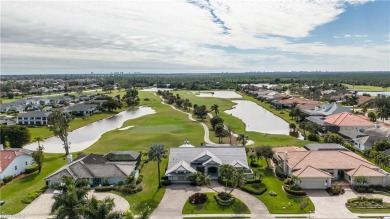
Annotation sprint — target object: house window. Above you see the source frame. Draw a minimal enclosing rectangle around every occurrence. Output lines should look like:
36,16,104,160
15,166,17,170
349,176,351,181
26,161,28,165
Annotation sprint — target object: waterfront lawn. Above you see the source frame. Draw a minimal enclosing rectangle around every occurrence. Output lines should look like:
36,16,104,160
84,91,204,153
114,158,168,214
182,192,251,214
251,159,315,214
0,153,66,214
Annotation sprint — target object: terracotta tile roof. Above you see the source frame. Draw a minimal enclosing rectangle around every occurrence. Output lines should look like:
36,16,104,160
293,165,332,178
358,96,373,106
273,146,308,154
324,112,374,127
347,164,386,177
0,149,32,172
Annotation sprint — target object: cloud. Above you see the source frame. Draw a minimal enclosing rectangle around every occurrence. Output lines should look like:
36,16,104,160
1,0,388,73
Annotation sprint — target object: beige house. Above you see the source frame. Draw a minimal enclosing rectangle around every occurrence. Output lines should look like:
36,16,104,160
273,145,390,189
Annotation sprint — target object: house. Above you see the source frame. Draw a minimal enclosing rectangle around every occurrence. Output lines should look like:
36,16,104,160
273,145,390,189
271,96,322,109
302,103,351,117
0,103,24,113
350,126,390,151
165,145,253,183
45,151,140,186
0,115,16,126
16,111,50,126
0,146,34,180
66,104,99,116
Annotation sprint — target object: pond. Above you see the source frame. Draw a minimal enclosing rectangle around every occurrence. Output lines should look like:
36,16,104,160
141,87,173,92
24,106,156,153
196,91,242,99
225,100,290,135
357,91,390,97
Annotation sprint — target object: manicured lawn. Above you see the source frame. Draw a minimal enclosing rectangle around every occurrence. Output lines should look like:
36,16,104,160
182,192,251,214
347,207,390,214
0,153,67,214
114,158,168,214
344,84,388,92
251,159,315,214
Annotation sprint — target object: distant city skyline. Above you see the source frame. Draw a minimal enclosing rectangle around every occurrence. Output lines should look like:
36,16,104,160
1,0,389,74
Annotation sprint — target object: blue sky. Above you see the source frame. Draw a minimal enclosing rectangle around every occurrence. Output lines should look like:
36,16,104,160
1,0,389,74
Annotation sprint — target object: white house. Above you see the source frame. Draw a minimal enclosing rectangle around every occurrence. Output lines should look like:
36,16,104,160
0,146,34,180
66,104,99,116
16,111,51,126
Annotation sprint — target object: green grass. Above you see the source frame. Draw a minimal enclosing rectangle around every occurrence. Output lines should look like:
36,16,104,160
113,158,167,214
347,207,390,214
344,84,388,92
251,159,315,214
0,153,67,214
182,192,251,214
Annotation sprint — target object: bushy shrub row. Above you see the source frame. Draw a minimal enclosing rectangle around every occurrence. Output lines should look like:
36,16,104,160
94,186,114,192
353,185,390,194
347,196,383,204
21,186,47,204
136,175,143,185
0,180,4,187
25,164,39,174
188,193,208,204
245,178,262,184
275,166,286,179
241,183,267,195
95,184,143,194
283,185,307,196
346,196,390,209
3,175,13,183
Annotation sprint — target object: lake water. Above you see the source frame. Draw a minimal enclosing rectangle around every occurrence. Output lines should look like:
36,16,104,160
141,87,173,92
24,107,156,153
196,91,242,99
225,100,290,135
357,91,390,96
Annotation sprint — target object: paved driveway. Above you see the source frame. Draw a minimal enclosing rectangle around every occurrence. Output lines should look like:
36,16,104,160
307,188,390,219
150,184,271,219
12,189,129,219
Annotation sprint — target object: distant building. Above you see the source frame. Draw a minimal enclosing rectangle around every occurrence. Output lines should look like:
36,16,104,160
16,111,50,126
66,104,99,116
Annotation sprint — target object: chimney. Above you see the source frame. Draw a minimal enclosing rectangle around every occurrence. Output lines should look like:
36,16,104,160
283,152,288,173
0,144,3,151
67,154,73,164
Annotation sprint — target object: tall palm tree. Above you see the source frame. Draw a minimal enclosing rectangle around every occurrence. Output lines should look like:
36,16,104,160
218,164,235,188
236,133,249,147
148,144,167,188
226,125,233,145
34,136,45,148
210,104,219,115
52,176,89,219
79,197,121,219
187,172,218,192
228,169,247,195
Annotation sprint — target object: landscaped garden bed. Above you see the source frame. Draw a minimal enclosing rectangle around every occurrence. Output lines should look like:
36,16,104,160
182,192,251,214
241,182,267,195
346,196,390,213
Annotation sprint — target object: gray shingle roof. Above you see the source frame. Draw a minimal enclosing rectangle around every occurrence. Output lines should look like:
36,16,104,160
67,104,97,111
17,111,50,118
305,143,347,151
104,151,140,161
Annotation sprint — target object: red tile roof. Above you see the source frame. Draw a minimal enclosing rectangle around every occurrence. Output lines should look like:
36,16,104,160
324,112,374,127
0,150,29,172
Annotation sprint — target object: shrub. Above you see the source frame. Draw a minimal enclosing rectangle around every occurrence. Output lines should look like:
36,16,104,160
136,175,143,185
188,193,208,204
0,180,4,186
161,179,171,186
275,166,286,179
21,186,46,204
95,186,114,192
241,183,267,195
245,178,262,184
283,185,307,196
161,176,168,180
117,181,124,186
284,178,293,185
25,164,39,174
326,184,345,196
307,133,320,142
215,192,235,206
269,191,277,196
3,175,13,183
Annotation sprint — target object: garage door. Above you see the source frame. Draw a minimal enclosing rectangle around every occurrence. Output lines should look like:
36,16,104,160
299,179,325,189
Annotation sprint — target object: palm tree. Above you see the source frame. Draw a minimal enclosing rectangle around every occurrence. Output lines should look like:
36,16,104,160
228,169,247,195
377,106,389,122
148,144,167,188
33,136,45,173
226,125,233,145
52,176,89,219
210,104,219,115
79,197,121,219
218,164,235,188
34,136,45,148
187,172,218,192
236,133,249,147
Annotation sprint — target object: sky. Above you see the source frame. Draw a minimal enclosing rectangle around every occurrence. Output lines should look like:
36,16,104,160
1,0,389,74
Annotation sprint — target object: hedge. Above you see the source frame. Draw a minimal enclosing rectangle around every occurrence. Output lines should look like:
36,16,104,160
25,164,39,174
241,183,267,195
21,186,47,204
95,186,115,192
283,185,307,196
245,178,262,184
161,179,171,186
347,197,383,204
0,180,4,186
136,175,143,185
3,175,13,183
